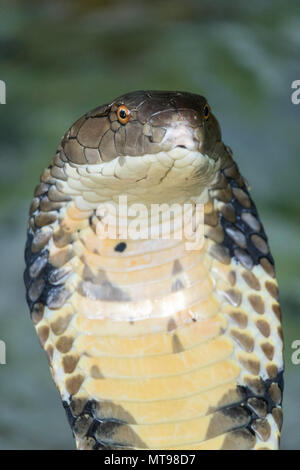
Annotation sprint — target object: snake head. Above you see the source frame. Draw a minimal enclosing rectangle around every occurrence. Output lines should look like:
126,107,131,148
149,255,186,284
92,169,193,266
61,90,229,203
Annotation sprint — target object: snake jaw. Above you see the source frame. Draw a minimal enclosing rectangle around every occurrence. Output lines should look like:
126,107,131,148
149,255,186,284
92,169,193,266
59,147,220,207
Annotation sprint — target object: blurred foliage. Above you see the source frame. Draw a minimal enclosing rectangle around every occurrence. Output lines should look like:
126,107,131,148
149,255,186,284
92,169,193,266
0,0,299,449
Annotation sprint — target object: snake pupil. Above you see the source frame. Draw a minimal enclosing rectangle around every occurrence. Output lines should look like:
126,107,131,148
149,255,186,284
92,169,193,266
119,109,126,119
204,104,210,119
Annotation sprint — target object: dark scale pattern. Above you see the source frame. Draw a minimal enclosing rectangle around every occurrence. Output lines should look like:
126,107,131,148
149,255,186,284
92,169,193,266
205,370,284,442
63,400,140,450
239,370,284,415
238,370,284,436
24,232,68,315
219,170,274,267
33,176,52,201
62,372,283,449
24,171,68,316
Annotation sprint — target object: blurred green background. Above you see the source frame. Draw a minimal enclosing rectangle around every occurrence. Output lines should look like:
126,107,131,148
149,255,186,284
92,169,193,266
0,0,299,450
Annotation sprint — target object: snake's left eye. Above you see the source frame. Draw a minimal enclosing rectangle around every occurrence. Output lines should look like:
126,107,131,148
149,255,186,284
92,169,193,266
204,104,210,120
117,105,131,124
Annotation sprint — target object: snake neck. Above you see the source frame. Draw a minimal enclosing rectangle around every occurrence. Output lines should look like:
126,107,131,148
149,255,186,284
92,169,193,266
27,142,238,244
52,142,233,207
25,142,245,322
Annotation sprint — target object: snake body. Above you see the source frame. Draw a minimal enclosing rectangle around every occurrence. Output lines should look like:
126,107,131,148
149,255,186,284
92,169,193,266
24,91,283,450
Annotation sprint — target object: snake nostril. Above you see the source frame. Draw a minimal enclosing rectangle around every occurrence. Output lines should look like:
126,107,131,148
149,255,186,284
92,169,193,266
176,145,187,149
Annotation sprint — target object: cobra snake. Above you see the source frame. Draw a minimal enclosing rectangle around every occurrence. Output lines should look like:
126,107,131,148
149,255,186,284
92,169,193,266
24,91,283,450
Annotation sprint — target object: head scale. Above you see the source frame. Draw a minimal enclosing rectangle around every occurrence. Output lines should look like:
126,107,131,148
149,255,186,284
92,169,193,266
62,90,223,164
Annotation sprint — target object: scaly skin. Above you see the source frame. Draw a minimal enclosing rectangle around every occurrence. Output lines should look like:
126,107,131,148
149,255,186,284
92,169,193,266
24,91,283,450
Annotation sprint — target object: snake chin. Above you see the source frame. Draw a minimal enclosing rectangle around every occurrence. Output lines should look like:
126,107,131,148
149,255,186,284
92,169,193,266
61,147,220,208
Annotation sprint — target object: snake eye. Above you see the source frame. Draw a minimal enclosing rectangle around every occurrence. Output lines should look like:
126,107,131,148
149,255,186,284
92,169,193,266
117,105,131,124
204,104,210,120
